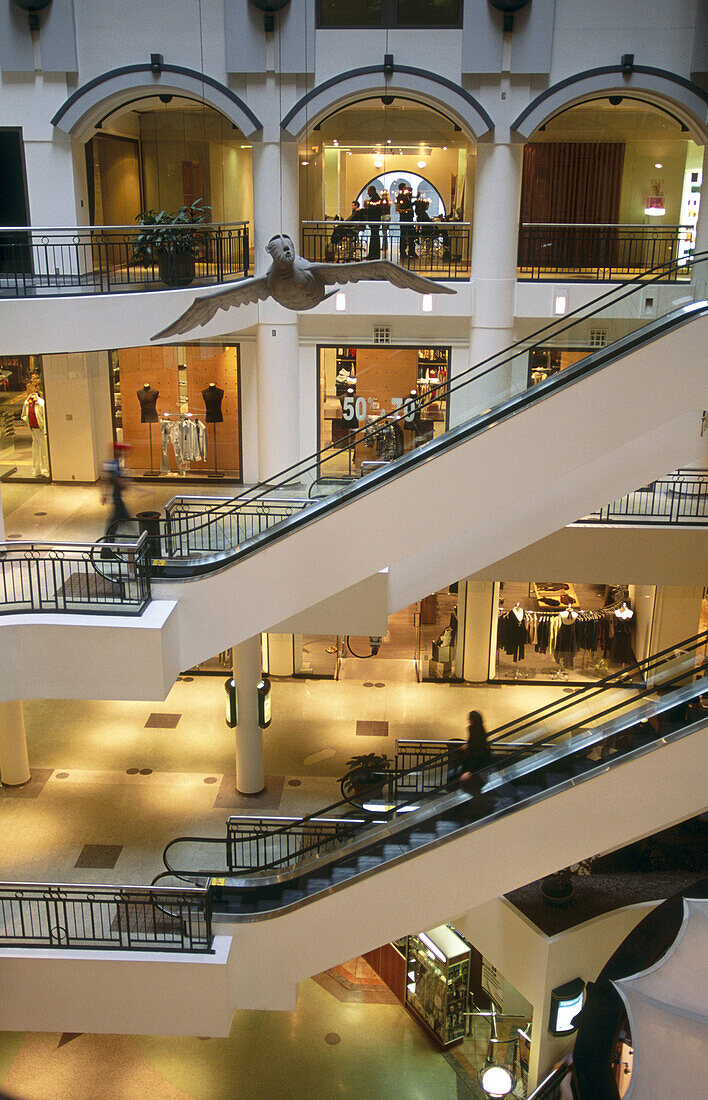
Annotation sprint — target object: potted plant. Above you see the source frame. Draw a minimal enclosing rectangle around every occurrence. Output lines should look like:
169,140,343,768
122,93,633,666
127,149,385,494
340,752,390,803
540,868,575,908
132,198,211,287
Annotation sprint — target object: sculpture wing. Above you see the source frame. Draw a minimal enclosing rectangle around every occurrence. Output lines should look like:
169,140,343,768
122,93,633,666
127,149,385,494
151,277,271,340
310,260,456,295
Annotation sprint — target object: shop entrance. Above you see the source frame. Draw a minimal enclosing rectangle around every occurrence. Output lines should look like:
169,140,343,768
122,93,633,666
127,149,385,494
293,586,462,682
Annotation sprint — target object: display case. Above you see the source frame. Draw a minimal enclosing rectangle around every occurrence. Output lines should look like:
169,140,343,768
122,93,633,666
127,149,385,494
405,924,471,1048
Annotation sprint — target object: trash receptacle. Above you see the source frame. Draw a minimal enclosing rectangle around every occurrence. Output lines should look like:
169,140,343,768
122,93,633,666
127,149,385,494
136,511,162,558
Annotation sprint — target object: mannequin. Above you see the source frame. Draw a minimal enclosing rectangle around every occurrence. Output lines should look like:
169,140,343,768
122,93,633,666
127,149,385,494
555,606,579,678
512,602,524,622
21,389,49,477
611,602,635,666
137,383,159,422
202,382,224,423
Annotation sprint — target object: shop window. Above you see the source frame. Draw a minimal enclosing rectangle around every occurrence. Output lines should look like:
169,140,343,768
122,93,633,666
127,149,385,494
110,343,242,481
527,345,593,387
318,0,462,28
0,355,51,482
318,344,448,480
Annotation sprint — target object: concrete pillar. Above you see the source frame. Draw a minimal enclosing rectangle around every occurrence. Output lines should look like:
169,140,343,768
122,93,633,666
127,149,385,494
265,633,295,676
0,701,31,787
251,138,300,275
451,142,523,426
256,314,301,482
232,636,265,795
462,581,496,682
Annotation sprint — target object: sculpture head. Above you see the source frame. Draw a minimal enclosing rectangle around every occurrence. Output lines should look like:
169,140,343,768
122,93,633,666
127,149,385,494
266,234,295,264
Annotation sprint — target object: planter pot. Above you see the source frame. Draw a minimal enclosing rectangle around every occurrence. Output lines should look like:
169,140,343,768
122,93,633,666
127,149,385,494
157,251,196,287
541,877,574,908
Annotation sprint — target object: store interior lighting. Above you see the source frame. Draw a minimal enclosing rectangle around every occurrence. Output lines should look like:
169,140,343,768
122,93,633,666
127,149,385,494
335,292,346,311
554,294,568,315
421,294,434,313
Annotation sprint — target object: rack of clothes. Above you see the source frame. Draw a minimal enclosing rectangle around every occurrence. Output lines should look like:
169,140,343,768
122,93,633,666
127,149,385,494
497,603,635,676
362,414,404,460
159,413,207,474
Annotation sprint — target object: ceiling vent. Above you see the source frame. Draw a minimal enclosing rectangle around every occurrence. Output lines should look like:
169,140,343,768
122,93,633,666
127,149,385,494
588,329,608,348
373,325,391,344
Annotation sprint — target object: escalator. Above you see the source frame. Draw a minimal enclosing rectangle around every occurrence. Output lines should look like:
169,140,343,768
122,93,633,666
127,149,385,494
138,255,708,663
156,633,708,935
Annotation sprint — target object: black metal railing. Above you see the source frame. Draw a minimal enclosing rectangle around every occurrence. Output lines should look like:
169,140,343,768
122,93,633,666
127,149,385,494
158,495,310,558
582,470,708,525
0,534,151,615
0,881,212,952
0,222,250,297
158,632,708,885
226,815,366,873
518,223,693,281
301,219,472,279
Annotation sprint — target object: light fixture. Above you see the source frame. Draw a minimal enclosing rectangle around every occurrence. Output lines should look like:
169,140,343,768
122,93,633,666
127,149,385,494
442,145,448,150
554,294,568,315
418,932,445,962
654,162,663,169
644,202,666,216
333,139,339,146
417,159,427,168
421,294,433,313
374,159,384,168
335,292,346,311
386,138,392,144
300,159,309,166
480,1064,514,1098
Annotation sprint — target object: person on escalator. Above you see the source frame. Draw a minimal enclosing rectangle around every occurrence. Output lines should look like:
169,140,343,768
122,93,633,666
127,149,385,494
459,711,494,812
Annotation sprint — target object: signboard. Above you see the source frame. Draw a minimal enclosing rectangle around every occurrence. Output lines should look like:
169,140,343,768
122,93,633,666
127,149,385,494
257,677,272,729
224,677,238,728
481,957,504,1008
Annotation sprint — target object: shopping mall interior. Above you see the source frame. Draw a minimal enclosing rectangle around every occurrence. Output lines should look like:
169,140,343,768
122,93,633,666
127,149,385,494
0,2,707,1099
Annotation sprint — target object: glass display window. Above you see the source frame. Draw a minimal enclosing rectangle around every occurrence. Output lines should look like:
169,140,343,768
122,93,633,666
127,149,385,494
318,344,449,480
405,925,471,1048
493,581,648,685
527,345,593,387
110,342,241,480
0,354,51,482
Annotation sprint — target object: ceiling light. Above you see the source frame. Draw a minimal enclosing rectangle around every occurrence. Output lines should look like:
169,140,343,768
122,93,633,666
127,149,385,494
386,138,392,144
442,145,448,150
417,159,427,168
554,294,568,315
335,292,346,311
480,1064,514,1098
300,159,309,166
654,162,663,168
333,139,339,146
374,159,384,168
421,294,433,313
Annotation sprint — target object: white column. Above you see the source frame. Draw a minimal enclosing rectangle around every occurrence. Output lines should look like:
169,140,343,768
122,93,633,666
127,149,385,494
462,581,496,682
691,190,708,298
265,634,295,676
451,141,523,426
256,314,301,482
232,636,265,795
0,701,31,787
251,138,300,275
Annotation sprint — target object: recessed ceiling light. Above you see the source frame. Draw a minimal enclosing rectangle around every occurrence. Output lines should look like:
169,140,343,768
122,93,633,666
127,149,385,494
386,138,392,144
654,162,663,169
442,146,448,151
374,159,384,168
333,139,339,146
300,159,309,166
417,160,427,168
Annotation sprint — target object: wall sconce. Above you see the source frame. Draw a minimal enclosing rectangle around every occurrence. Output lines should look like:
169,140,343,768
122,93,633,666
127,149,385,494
554,294,568,315
421,294,433,313
335,292,346,311
10,0,52,32
249,0,291,33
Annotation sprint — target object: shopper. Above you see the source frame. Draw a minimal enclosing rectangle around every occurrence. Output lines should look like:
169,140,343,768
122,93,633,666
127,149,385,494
364,185,384,259
100,442,132,547
395,182,417,262
459,710,493,803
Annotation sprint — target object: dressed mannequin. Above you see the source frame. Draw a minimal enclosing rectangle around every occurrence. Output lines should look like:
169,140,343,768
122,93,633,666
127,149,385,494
611,602,635,666
555,606,579,677
202,382,224,423
512,602,524,622
21,390,49,477
137,383,159,422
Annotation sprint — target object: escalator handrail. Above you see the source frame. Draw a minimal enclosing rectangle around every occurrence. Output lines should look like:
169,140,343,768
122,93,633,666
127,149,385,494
152,297,708,579
160,658,707,881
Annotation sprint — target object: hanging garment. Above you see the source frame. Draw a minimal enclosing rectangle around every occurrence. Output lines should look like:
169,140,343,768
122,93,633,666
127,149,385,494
610,613,635,665
160,418,207,473
504,611,526,662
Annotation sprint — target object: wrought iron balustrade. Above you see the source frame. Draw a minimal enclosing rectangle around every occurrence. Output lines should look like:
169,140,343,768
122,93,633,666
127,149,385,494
0,881,212,952
301,219,471,279
158,495,310,558
0,534,150,615
226,816,365,873
0,222,250,297
518,223,693,281
582,471,708,525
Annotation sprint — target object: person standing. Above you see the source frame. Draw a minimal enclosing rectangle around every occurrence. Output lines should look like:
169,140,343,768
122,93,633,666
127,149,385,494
364,185,384,260
396,182,416,262
100,442,131,545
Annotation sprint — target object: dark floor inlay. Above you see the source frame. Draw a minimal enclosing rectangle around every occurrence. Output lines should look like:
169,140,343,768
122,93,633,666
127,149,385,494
181,676,194,682
363,682,374,687
126,767,139,775
0,768,53,799
324,1032,341,1045
7,533,22,539
74,844,122,870
55,772,70,779
214,774,285,810
34,512,48,517
356,720,389,737
139,768,153,775
144,713,181,729
203,776,218,784
374,682,386,688
288,779,302,787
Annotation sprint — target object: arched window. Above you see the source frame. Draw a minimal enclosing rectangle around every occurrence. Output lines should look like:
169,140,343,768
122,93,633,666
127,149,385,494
356,171,446,219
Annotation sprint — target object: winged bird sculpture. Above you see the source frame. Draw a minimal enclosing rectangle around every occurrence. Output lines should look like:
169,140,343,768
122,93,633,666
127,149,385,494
152,233,456,340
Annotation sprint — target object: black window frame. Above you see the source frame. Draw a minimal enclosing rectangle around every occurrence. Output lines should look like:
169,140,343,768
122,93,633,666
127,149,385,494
316,0,463,31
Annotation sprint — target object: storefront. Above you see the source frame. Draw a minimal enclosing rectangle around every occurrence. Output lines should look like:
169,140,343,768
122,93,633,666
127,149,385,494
318,344,449,479
0,354,51,481
110,342,242,481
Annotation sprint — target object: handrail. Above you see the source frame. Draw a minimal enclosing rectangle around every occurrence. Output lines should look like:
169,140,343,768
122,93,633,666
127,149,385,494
0,221,249,232
521,221,691,230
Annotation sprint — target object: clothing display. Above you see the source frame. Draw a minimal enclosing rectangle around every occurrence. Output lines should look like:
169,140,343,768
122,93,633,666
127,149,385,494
137,385,160,423
497,602,634,673
202,384,224,423
611,609,635,665
374,419,404,460
21,393,49,477
160,416,207,473
499,609,526,662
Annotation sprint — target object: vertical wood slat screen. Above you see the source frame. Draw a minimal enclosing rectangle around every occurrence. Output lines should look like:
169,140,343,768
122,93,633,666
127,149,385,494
519,142,626,269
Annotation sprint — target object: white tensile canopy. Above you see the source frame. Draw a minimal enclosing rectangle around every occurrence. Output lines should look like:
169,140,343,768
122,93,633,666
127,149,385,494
612,897,708,1099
